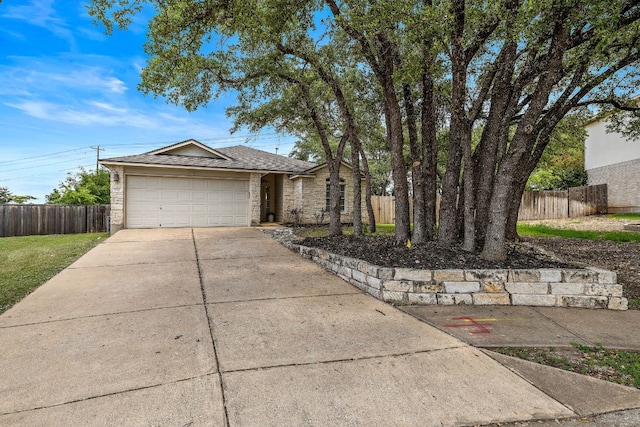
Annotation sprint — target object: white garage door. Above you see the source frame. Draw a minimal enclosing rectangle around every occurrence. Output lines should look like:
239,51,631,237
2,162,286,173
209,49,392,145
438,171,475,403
126,175,249,228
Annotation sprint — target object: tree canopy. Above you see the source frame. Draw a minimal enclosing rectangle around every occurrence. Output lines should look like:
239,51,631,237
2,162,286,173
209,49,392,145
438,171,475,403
46,168,110,205
89,0,640,260
0,187,36,204
526,116,588,191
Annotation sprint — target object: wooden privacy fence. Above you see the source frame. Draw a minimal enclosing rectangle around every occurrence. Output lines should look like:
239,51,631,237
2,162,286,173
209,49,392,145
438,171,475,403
0,204,111,237
371,195,404,225
518,184,608,220
371,184,608,224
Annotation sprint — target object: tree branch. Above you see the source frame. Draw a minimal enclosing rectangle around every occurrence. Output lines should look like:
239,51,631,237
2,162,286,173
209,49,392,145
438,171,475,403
324,0,382,76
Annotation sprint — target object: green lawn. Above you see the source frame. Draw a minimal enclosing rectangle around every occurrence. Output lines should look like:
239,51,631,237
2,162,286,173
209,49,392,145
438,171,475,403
609,213,640,221
301,219,640,243
516,223,640,242
497,343,640,389
0,233,107,314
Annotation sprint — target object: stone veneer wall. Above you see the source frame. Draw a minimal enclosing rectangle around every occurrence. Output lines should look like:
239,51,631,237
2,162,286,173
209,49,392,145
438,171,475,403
249,173,262,226
108,165,125,234
290,164,368,224
286,242,628,310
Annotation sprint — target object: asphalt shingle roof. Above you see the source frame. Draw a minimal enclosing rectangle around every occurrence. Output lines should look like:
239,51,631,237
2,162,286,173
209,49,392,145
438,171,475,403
100,144,317,174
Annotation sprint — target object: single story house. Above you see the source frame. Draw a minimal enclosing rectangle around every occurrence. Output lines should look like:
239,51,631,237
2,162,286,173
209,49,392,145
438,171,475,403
99,139,367,233
584,116,640,213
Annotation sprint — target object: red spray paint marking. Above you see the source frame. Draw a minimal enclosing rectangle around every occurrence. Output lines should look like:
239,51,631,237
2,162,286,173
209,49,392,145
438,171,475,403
443,316,492,334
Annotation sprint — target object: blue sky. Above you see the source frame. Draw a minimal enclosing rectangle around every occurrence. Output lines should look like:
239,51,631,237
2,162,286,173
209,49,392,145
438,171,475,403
0,0,294,202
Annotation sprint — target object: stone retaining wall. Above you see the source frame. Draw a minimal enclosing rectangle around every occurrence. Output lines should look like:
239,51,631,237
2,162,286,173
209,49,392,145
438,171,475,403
286,242,628,310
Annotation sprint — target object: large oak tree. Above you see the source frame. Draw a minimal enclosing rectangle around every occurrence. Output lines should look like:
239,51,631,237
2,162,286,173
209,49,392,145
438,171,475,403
89,0,640,259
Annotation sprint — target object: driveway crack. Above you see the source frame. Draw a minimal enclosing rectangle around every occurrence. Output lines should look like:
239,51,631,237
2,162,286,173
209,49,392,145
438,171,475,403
191,229,231,427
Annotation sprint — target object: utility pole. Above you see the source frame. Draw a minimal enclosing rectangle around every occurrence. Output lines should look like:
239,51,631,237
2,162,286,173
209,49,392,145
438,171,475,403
91,146,105,174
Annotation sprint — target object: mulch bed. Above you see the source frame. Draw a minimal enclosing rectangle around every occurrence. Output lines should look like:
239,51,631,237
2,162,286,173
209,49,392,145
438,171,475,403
300,235,576,270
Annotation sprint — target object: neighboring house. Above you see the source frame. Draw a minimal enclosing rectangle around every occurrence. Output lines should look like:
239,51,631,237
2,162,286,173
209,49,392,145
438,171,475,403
584,116,640,213
99,139,367,233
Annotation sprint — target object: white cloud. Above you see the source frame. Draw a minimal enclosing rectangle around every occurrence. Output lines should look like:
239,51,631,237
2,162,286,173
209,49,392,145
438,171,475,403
0,60,127,96
88,101,127,113
57,69,128,94
4,99,230,139
2,0,75,47
6,100,155,127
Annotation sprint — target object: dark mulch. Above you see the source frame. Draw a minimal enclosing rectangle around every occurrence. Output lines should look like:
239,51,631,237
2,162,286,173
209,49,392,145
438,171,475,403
300,235,577,270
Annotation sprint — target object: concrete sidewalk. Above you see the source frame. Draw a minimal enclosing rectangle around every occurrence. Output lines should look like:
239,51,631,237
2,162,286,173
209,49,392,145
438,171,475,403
0,228,638,426
401,305,640,424
400,305,640,351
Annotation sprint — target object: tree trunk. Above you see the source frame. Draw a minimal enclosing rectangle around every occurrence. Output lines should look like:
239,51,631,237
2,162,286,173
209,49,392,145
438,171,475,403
438,0,466,246
421,50,438,241
473,44,516,249
350,131,363,237
359,146,377,233
303,84,346,237
479,167,513,260
505,174,527,242
403,83,426,244
377,34,410,244
328,158,343,236
461,124,475,252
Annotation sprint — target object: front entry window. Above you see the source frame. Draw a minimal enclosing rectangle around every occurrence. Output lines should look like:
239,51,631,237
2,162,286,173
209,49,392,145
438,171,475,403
264,185,271,213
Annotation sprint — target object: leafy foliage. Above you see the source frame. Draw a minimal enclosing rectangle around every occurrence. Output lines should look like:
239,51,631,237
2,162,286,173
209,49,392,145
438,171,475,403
46,168,110,205
0,187,36,204
527,117,589,191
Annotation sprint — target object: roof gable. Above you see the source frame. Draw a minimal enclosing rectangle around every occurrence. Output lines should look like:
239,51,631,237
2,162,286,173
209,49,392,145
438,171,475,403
146,139,232,160
100,140,317,174
299,161,354,175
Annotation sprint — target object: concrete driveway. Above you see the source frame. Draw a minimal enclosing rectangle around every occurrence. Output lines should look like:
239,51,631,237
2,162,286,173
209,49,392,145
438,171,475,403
0,228,579,425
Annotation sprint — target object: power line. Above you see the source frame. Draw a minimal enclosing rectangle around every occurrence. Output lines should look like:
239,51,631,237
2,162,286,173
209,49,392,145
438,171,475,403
0,164,95,183
0,133,285,167
99,133,280,149
0,154,94,173
0,133,294,183
0,146,93,166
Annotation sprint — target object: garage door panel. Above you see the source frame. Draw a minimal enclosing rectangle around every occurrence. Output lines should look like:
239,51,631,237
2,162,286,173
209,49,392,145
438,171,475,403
219,192,235,203
161,190,177,199
177,190,192,201
218,180,236,191
126,175,249,228
234,180,249,190
192,191,206,201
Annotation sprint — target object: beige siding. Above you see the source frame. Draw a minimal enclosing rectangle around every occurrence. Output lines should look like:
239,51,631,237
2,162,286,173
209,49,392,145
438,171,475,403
588,159,640,213
585,119,640,170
